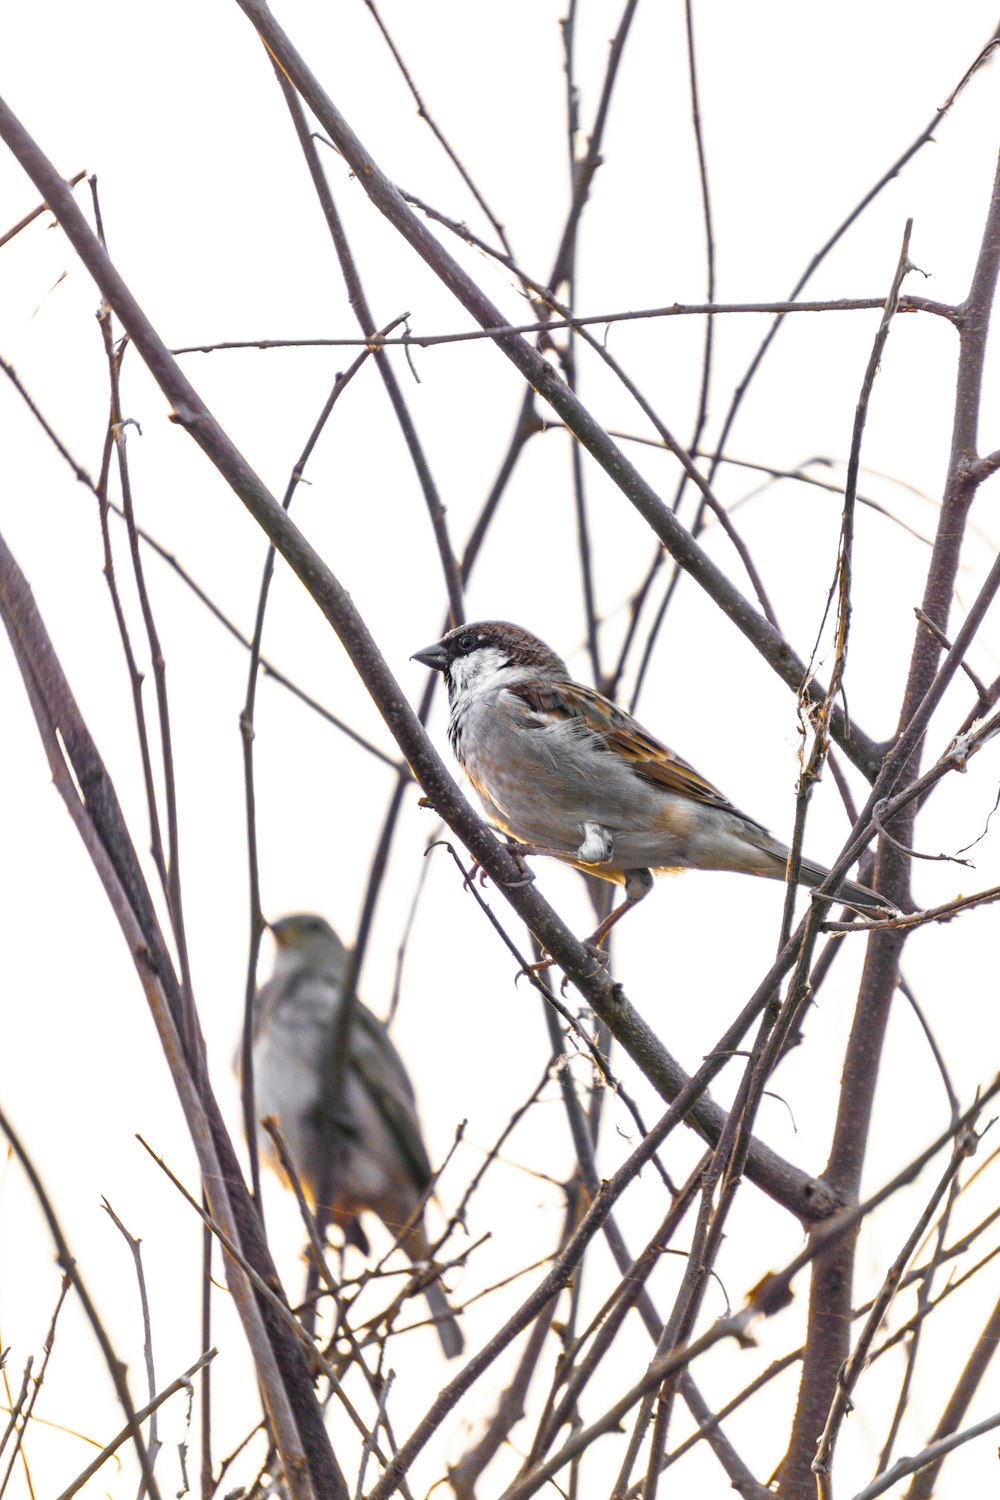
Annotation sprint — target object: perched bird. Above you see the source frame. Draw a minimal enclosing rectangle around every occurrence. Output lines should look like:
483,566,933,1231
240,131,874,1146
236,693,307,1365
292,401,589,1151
244,913,464,1359
412,620,887,946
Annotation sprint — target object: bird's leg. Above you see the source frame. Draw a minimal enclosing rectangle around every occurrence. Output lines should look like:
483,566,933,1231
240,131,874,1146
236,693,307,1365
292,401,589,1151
583,868,654,953
521,866,652,981
524,822,626,972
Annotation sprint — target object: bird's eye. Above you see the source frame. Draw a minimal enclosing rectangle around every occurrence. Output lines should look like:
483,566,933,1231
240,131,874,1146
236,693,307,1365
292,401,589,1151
456,632,478,653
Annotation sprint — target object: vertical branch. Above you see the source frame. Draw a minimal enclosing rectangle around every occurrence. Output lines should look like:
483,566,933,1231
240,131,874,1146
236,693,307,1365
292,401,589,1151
200,1223,213,1500
101,1201,162,1493
779,220,913,945
679,0,716,495
274,67,464,628
91,330,168,894
904,1288,1000,1500
0,1276,70,1500
238,333,392,1217
559,1,602,687
812,1128,978,1498
93,275,200,1060
780,150,1000,1500
548,0,642,292
612,0,717,703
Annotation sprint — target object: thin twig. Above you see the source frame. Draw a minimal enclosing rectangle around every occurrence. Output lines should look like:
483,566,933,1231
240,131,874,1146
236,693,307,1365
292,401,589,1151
0,1279,69,1500
902,1288,1000,1499
169,294,956,355
198,17,890,777
0,1109,160,1500
100,1202,162,1494
498,1314,755,1500
850,1408,1000,1500
0,167,86,248
362,0,514,262
52,1351,216,1500
811,1124,981,1496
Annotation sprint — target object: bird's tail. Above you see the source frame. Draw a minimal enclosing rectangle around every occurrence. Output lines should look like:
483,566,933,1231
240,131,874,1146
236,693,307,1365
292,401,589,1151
711,824,893,909
401,1221,464,1358
793,857,890,910
423,1278,465,1360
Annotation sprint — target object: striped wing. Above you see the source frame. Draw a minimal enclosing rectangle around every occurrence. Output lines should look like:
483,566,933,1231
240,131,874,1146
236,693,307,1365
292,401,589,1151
508,677,761,824
349,1005,434,1195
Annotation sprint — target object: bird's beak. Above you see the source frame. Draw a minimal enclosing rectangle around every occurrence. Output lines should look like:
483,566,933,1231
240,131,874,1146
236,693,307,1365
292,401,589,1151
411,641,449,671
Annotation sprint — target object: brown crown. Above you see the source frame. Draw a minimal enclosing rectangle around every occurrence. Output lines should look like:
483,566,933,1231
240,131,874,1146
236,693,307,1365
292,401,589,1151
443,621,568,674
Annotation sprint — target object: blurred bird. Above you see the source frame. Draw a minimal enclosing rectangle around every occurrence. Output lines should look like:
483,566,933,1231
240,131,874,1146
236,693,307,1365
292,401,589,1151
243,912,464,1359
413,620,889,948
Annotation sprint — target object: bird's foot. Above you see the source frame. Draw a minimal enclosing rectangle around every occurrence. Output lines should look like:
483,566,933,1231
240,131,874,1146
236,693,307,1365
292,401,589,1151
516,938,611,989
462,859,490,892
517,952,555,980
582,940,612,971
514,956,578,997
499,845,537,888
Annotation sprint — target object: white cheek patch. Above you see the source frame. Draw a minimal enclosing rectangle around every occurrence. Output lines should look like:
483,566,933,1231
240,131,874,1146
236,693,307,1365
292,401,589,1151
448,645,510,696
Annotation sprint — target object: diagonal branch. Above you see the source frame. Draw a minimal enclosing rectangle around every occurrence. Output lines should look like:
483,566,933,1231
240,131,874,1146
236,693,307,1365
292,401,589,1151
0,529,345,1500
0,93,843,1229
225,3,884,780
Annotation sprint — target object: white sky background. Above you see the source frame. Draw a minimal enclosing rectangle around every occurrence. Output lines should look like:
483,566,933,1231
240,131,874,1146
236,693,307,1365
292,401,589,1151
1,2,1000,1497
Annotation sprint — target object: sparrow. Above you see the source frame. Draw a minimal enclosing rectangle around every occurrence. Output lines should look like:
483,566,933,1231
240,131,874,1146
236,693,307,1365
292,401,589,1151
242,912,464,1359
412,620,887,947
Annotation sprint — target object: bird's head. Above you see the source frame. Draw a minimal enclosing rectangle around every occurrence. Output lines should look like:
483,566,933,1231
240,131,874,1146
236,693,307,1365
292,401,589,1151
411,620,566,697
267,913,349,972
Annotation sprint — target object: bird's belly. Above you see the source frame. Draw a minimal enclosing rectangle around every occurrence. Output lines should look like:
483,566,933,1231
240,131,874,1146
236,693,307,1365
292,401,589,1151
331,1076,411,1220
254,1033,406,1223
463,736,780,882
461,723,718,869
462,742,585,854
253,1029,327,1193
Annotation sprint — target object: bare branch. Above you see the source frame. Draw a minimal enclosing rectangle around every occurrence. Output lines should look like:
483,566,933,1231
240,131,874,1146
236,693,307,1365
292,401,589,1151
0,1278,70,1500
101,1201,162,1492
218,9,886,778
0,1109,160,1500
52,1351,216,1500
852,1408,1000,1500
812,1125,980,1497
167,297,961,357
0,167,86,248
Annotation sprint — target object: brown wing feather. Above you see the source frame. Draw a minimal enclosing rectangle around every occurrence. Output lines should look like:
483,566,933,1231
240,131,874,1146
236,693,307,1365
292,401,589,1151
508,678,753,819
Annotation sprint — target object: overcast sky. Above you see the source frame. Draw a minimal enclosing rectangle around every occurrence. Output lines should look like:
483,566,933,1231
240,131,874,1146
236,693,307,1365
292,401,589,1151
1,4,999,1497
